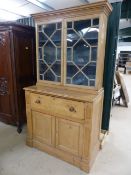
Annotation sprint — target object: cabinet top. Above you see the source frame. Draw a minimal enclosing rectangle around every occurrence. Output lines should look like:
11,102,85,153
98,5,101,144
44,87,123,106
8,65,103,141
24,85,103,102
32,0,112,21
0,22,35,31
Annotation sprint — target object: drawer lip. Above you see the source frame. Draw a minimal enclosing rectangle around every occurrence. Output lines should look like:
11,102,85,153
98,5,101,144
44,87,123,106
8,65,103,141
30,91,88,103
30,93,85,121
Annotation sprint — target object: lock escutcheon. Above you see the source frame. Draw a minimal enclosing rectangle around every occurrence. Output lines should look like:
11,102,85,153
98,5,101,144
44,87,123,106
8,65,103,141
35,99,41,104
69,106,76,112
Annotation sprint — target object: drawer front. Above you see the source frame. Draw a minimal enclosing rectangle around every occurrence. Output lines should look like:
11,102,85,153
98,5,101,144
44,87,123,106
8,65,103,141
30,93,85,120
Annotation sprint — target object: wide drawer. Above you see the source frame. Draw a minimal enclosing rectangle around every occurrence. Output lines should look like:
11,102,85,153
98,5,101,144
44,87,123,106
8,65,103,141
30,93,85,120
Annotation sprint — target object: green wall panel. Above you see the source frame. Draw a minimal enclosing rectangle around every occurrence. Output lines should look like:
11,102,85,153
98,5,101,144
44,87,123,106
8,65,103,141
102,2,122,131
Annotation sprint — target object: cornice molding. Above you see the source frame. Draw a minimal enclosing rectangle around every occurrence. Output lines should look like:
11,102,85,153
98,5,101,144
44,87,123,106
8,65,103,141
32,0,112,22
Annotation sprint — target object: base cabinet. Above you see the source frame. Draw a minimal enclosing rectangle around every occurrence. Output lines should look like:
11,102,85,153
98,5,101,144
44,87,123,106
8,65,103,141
25,87,104,172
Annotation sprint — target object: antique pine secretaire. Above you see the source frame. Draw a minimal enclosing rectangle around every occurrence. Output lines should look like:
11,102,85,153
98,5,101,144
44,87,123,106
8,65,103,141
24,0,112,172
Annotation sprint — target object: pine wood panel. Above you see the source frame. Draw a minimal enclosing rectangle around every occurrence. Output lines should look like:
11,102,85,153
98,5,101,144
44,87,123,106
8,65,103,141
32,111,55,146
56,118,83,156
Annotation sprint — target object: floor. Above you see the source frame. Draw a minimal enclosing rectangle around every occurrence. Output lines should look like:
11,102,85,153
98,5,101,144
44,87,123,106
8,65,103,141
0,73,131,175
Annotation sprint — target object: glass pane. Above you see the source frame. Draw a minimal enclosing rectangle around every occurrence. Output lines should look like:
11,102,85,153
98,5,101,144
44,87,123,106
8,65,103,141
72,72,89,86
44,70,55,81
74,19,91,33
84,27,99,46
40,74,43,80
39,47,42,59
90,80,95,86
67,63,78,78
51,30,61,46
57,48,61,60
57,22,62,29
39,32,48,47
57,77,61,82
38,25,42,31
43,23,56,37
82,62,96,79
91,47,97,61
38,22,62,82
73,40,90,67
67,29,80,47
93,18,99,26
44,41,56,65
66,18,99,87
39,60,48,74
67,78,71,84
67,48,72,61
67,22,72,29
51,61,61,76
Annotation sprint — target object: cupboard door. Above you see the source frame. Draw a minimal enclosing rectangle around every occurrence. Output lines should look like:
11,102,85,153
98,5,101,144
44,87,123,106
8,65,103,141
32,111,55,146
56,118,83,156
0,31,15,122
66,18,99,87
37,22,62,83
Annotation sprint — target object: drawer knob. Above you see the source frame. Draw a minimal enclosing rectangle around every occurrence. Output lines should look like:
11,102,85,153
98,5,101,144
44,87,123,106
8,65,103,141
35,99,41,104
69,106,76,112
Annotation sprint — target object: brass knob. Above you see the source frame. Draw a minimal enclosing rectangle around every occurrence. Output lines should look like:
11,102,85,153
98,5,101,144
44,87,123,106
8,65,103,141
69,106,76,112
35,99,41,104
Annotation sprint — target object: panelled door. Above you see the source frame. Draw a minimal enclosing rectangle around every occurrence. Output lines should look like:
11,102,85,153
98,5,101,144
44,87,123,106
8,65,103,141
0,31,15,122
32,111,55,146
56,118,83,156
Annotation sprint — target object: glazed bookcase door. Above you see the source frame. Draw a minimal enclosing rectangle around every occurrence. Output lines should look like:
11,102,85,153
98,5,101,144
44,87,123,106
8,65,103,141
37,22,62,83
65,17,99,87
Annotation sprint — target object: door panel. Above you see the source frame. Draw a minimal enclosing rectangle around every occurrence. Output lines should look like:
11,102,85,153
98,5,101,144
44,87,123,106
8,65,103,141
13,31,36,123
37,22,62,83
66,18,99,87
56,118,83,156
32,111,55,146
0,31,14,121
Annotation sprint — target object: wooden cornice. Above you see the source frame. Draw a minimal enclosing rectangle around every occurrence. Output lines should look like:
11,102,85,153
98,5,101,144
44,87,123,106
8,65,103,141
32,0,112,21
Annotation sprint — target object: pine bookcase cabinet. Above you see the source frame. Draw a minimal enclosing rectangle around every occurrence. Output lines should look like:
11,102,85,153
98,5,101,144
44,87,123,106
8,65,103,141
24,0,112,172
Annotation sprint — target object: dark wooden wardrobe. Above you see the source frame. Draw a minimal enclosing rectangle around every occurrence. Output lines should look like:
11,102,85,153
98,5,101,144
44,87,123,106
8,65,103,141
0,23,36,132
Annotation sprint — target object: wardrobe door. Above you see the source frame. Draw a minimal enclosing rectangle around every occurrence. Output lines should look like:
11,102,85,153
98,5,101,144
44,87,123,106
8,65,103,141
0,31,15,124
13,31,36,124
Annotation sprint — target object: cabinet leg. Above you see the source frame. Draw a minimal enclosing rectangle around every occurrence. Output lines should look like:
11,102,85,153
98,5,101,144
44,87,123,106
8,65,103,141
17,123,22,133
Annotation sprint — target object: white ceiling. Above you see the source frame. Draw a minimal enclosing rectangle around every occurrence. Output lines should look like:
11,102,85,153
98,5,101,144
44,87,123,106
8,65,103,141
0,0,122,21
